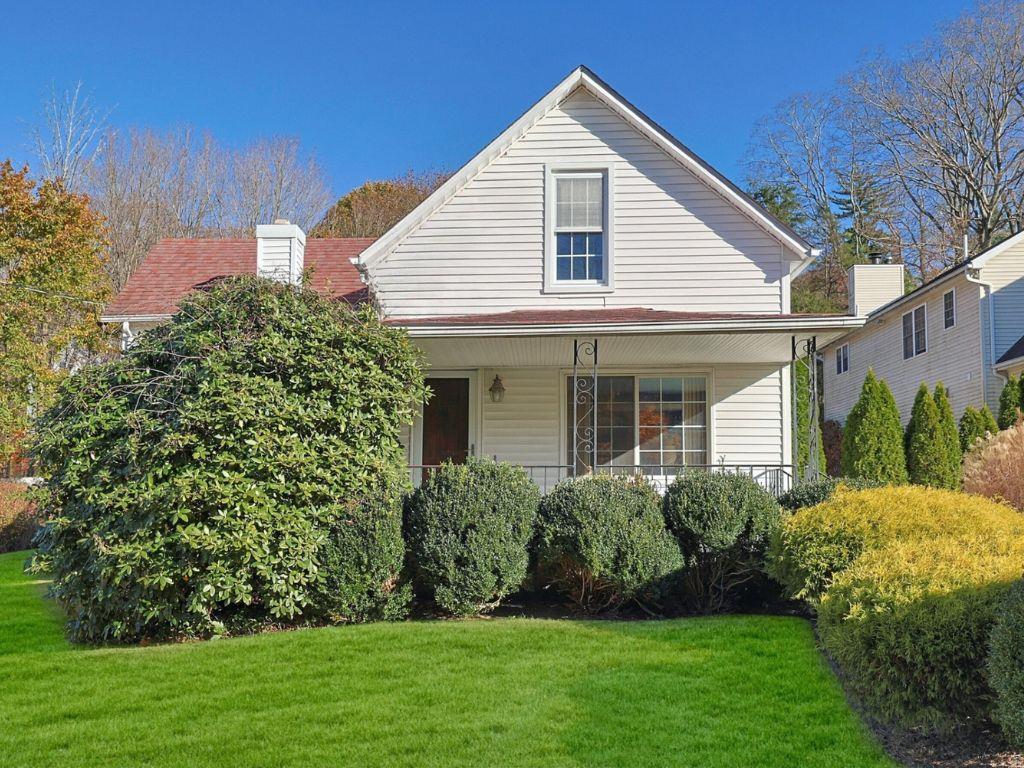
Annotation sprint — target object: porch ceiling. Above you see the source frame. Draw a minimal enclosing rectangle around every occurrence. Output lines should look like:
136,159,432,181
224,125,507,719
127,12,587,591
413,328,856,368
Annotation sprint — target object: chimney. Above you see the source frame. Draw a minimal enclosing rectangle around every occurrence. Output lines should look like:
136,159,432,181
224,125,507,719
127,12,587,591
847,258,904,316
256,219,305,285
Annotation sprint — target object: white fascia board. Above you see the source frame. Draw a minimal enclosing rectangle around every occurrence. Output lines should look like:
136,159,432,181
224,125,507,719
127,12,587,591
100,313,172,324
399,315,864,339
969,228,1024,268
995,353,1024,371
358,67,814,270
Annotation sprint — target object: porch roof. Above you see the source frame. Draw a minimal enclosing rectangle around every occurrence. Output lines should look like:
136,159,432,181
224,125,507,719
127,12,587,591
395,309,864,367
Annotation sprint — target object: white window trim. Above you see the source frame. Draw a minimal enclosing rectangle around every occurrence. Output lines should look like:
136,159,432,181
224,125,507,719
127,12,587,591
543,162,615,294
902,303,928,359
836,343,850,375
943,289,956,329
557,368,715,468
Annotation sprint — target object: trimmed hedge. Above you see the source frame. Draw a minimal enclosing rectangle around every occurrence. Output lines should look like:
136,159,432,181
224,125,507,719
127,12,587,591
662,471,780,611
988,580,1024,749
404,458,540,616
777,477,880,512
769,486,1024,604
819,536,1024,728
30,277,425,642
535,475,682,613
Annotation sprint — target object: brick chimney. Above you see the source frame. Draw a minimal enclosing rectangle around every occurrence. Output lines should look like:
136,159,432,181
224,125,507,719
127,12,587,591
256,219,305,285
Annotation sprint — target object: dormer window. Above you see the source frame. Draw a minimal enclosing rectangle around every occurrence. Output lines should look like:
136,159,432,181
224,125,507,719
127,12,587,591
545,164,614,293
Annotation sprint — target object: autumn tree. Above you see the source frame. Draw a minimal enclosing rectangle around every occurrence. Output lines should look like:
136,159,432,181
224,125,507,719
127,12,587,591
0,162,110,460
312,171,448,238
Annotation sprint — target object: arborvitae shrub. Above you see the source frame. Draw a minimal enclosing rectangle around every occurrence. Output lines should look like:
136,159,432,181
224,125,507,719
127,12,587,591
998,374,1022,430
30,277,426,642
958,406,994,453
661,471,781,612
822,419,843,477
535,475,682,613
988,580,1024,749
404,458,540,616
794,357,826,480
905,383,957,488
963,417,1024,511
840,370,908,483
932,382,962,480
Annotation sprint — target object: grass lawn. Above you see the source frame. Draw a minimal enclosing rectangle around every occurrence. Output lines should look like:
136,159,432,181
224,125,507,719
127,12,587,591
0,551,895,768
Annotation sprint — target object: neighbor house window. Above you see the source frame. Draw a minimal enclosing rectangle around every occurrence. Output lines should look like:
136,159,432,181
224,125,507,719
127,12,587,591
555,174,604,281
566,375,709,469
902,304,927,359
943,289,956,329
836,344,850,375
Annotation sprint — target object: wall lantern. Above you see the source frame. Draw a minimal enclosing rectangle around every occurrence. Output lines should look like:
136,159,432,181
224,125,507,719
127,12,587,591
489,375,506,403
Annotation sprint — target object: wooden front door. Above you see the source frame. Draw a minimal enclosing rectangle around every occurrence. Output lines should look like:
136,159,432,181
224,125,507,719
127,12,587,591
422,377,470,466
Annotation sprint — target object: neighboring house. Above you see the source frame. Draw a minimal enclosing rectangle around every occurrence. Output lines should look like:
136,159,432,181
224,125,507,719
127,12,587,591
822,230,1024,427
102,66,864,491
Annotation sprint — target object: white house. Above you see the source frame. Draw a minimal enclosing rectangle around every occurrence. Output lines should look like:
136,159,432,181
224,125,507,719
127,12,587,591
102,66,865,491
822,231,1024,427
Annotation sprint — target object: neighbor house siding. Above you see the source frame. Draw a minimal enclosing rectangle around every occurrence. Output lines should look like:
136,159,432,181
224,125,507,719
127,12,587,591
980,238,1024,410
369,88,789,317
823,272,984,426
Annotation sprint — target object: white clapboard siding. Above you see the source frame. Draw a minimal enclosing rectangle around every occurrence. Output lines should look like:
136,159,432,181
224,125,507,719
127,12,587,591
823,272,984,425
370,88,787,316
713,365,785,465
479,368,562,467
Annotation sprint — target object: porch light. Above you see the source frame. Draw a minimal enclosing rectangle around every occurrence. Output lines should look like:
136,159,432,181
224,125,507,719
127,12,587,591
489,375,506,403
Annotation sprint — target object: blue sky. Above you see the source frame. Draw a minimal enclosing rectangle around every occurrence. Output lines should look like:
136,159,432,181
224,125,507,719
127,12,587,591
1,1,972,196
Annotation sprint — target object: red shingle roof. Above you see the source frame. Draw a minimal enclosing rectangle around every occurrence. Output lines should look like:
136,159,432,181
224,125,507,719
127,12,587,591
390,308,832,326
103,238,374,319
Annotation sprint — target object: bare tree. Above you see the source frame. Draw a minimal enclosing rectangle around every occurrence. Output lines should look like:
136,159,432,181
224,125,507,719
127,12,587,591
31,82,108,188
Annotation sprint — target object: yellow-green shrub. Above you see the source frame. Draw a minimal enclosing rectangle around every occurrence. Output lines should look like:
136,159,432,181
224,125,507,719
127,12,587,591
819,536,1024,728
768,486,1024,603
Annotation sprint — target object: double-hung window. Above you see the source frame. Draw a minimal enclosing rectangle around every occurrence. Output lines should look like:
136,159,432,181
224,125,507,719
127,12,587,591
943,289,956,329
902,304,927,359
566,374,709,470
836,344,850,375
547,166,612,290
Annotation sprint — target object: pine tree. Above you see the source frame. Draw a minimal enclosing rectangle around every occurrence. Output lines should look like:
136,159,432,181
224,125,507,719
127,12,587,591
794,356,826,479
998,374,1022,430
841,370,908,483
933,382,962,485
905,384,956,488
959,407,985,453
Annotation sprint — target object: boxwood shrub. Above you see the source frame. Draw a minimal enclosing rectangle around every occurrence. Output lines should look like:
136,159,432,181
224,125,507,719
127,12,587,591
777,477,881,512
30,276,426,642
662,471,781,611
535,475,682,613
988,580,1024,749
404,458,540,616
819,535,1024,729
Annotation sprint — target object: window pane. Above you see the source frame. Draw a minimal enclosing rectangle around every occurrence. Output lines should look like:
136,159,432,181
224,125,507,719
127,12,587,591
639,427,661,451
571,256,587,280
588,255,603,281
556,256,571,281
566,377,634,468
662,428,683,451
662,406,683,427
903,313,914,359
556,233,571,255
683,402,705,427
836,349,843,375
639,451,661,467
639,378,660,402
914,307,926,354
589,233,603,255
638,402,660,427
571,233,586,255
662,378,683,402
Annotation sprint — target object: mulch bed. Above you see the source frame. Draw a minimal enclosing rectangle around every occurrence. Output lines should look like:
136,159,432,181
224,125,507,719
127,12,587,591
871,720,1022,768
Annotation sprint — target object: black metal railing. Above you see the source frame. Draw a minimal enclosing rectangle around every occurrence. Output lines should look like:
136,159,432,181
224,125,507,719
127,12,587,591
408,463,795,496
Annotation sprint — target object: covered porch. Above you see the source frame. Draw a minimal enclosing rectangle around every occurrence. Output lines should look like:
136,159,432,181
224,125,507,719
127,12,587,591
397,309,862,493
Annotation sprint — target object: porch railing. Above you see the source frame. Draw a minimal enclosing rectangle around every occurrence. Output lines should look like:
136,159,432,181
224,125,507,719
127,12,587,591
408,463,795,496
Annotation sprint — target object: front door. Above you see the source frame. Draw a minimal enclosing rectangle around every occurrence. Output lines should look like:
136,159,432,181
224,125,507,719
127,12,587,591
421,377,470,466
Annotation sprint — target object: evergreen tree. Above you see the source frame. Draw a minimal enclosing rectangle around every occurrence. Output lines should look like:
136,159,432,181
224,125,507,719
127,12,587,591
841,370,908,483
933,382,962,484
980,404,1000,436
905,384,956,488
794,356,826,479
959,405,1000,454
998,374,1022,429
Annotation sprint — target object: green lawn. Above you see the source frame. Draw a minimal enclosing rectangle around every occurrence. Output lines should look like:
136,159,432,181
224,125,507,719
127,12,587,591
0,551,894,768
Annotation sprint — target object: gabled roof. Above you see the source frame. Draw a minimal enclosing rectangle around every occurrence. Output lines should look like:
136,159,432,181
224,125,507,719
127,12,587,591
101,238,374,322
357,65,816,270
997,333,1024,368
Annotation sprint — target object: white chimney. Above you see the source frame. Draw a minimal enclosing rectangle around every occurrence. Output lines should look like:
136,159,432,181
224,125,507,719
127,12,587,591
256,219,305,285
847,257,904,316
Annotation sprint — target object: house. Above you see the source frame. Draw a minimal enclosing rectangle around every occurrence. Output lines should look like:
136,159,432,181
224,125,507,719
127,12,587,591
101,66,865,491
822,230,1024,428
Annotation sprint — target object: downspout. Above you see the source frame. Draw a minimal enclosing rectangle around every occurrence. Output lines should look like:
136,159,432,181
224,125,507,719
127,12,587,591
964,266,1004,408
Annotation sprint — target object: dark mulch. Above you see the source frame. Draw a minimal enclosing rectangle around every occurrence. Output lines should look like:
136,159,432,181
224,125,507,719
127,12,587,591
871,720,1022,768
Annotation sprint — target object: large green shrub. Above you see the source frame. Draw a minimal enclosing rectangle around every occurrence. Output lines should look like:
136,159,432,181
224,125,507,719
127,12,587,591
777,476,881,512
998,374,1022,430
905,383,957,488
535,475,682,613
404,458,540,616
988,580,1024,749
30,277,426,642
958,405,998,453
840,370,908,483
662,471,781,611
932,382,962,472
768,486,1024,604
819,536,1024,729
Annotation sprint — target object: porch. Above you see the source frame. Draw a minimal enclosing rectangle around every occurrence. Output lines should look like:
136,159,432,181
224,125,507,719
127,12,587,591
397,309,862,494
